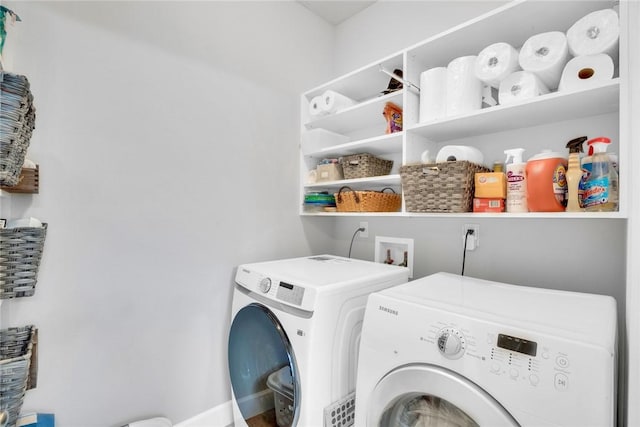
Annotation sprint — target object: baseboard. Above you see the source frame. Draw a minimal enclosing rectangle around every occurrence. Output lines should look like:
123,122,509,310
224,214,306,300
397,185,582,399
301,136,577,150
174,401,233,427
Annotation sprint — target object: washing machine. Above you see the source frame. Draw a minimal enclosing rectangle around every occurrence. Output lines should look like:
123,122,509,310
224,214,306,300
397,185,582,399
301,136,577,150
228,254,410,427
354,272,617,427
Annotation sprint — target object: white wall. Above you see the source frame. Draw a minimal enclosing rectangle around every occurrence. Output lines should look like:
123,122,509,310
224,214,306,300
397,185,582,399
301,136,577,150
1,1,336,425
333,1,507,74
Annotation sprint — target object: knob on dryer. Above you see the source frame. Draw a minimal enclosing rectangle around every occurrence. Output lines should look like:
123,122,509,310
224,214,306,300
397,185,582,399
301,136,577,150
437,328,466,359
259,277,272,293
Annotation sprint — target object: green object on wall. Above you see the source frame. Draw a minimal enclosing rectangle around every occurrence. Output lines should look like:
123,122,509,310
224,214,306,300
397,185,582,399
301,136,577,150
0,6,20,57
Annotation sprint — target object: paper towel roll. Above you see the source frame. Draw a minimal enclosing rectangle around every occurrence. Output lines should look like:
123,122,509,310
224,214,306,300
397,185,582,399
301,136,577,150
445,56,483,117
499,71,550,105
558,53,614,92
309,95,326,117
321,90,356,114
567,8,619,64
475,42,522,89
519,31,570,90
419,67,447,123
436,145,484,165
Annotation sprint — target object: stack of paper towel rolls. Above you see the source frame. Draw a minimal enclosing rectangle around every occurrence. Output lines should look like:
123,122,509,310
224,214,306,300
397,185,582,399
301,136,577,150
467,7,619,108
419,56,483,123
559,8,618,92
308,90,357,117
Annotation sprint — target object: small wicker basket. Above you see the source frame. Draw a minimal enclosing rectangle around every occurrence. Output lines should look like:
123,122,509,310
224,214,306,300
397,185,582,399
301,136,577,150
335,186,401,212
1,325,36,427
400,161,491,213
341,153,393,180
0,72,37,187
0,224,48,299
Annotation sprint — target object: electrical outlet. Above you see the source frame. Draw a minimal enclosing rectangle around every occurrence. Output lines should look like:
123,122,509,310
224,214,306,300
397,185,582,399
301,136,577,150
359,221,369,238
463,224,479,251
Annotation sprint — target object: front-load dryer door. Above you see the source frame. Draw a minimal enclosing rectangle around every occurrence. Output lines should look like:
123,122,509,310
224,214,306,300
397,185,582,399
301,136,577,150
229,303,299,427
368,364,520,427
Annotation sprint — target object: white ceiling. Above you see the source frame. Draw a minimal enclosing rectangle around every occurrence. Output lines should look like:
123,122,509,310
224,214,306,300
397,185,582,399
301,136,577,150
297,0,377,25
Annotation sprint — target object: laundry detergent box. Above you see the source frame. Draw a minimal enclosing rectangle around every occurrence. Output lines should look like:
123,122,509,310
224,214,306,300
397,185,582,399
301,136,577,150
17,413,55,427
474,172,506,198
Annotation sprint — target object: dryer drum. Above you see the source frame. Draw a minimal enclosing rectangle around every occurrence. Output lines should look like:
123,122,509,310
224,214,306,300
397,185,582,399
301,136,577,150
228,303,299,426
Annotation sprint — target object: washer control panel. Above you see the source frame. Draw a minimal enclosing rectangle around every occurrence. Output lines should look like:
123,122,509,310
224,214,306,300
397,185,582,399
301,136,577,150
426,320,575,395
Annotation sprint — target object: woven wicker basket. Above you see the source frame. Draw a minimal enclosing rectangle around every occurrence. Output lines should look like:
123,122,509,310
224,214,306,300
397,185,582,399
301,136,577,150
335,186,401,212
341,153,393,180
400,161,491,213
0,224,48,299
1,325,36,427
0,72,36,187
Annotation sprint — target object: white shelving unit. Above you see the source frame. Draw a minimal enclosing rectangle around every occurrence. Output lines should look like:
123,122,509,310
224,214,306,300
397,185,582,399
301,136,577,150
299,0,627,219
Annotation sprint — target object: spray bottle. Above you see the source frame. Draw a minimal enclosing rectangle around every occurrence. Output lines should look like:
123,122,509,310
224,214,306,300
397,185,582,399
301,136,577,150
565,136,587,212
504,148,527,213
582,136,618,212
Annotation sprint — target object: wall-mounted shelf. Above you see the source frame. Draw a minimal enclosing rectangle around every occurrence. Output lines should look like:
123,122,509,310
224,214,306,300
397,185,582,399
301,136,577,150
0,166,39,194
299,0,626,219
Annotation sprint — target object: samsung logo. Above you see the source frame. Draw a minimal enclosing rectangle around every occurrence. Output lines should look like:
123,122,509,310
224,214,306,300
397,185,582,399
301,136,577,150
379,305,398,316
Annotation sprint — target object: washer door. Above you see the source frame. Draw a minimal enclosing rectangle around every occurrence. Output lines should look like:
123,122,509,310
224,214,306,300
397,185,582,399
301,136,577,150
368,364,520,427
228,303,299,426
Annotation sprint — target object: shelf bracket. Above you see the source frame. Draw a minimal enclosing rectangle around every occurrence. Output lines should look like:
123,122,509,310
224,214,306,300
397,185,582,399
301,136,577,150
379,65,420,94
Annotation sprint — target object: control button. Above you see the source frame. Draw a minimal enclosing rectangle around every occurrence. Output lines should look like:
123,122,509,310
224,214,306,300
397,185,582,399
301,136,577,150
556,355,570,369
554,373,569,391
529,374,540,386
437,328,466,359
490,362,500,373
509,368,519,379
258,277,272,293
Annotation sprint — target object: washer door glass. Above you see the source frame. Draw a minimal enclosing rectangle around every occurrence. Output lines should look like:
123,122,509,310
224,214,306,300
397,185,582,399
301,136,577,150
228,303,298,427
369,365,520,427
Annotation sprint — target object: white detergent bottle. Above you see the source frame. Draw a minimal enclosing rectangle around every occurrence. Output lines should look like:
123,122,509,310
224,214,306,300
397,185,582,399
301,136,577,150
504,148,528,213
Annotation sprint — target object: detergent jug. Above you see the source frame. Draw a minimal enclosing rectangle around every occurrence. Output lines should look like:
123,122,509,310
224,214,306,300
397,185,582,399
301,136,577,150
526,149,568,212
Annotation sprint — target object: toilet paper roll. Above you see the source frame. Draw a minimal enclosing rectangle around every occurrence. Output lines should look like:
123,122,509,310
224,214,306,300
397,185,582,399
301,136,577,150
558,53,614,92
321,90,356,114
446,56,483,117
308,95,326,117
499,71,550,105
519,31,570,90
419,67,447,123
567,8,619,64
436,145,484,165
475,42,522,89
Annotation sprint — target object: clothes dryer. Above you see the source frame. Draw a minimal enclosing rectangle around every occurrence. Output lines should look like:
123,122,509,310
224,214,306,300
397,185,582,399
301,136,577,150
228,255,409,427
354,272,617,427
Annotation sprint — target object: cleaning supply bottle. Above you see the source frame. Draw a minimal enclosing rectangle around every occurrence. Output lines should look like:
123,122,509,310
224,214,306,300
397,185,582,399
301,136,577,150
526,149,568,212
565,136,587,212
504,148,527,213
582,136,618,212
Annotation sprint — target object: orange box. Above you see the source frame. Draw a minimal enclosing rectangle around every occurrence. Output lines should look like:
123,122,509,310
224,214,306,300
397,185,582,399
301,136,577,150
474,172,507,198
473,198,505,213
